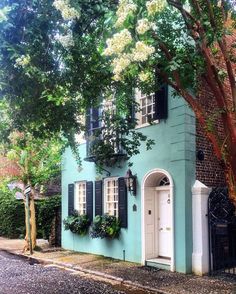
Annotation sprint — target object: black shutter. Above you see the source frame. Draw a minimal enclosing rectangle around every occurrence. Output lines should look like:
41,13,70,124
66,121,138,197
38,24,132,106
127,99,135,125
86,108,91,134
95,180,103,216
86,108,101,158
92,108,100,129
68,184,74,216
118,177,128,228
86,181,93,221
154,85,168,120
86,109,92,157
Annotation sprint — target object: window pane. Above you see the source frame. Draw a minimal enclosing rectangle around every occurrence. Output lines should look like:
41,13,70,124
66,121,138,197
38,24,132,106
147,96,152,104
105,179,118,217
75,181,86,215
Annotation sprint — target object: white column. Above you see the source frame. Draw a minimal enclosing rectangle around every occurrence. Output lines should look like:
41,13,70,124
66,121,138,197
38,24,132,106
192,180,211,275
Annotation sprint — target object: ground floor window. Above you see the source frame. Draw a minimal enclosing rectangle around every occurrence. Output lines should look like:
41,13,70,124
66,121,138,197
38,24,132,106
104,177,119,217
75,181,86,215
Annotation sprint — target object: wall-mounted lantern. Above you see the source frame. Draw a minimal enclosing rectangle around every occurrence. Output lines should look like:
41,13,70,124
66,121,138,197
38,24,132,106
124,169,137,196
197,150,204,161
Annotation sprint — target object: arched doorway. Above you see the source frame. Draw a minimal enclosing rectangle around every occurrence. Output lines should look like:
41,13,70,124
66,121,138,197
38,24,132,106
141,169,174,271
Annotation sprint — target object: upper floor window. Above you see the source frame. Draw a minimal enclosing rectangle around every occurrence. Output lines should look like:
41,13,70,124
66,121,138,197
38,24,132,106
136,85,168,126
104,177,119,217
75,181,86,215
140,93,156,125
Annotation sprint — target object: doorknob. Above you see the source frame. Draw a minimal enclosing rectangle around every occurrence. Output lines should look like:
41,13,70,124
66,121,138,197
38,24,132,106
166,227,171,231
159,228,163,231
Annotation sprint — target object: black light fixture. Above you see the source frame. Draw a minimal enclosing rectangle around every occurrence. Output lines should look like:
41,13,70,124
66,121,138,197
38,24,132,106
124,169,137,196
197,150,204,161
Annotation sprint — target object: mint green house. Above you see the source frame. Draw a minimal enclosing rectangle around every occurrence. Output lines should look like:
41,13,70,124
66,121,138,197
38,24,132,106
61,86,198,274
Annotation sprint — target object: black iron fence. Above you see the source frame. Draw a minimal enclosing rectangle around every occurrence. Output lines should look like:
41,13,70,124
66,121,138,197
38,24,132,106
208,188,236,275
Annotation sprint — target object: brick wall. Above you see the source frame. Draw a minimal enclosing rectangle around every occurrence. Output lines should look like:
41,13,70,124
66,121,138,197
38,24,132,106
194,30,236,189
195,81,226,187
0,156,21,177
196,121,226,187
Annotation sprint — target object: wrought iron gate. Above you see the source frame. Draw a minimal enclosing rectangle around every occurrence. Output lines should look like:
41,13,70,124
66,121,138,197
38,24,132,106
208,188,236,275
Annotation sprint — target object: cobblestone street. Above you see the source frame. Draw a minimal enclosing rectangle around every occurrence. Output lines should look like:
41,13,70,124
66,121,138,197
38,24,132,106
0,251,151,294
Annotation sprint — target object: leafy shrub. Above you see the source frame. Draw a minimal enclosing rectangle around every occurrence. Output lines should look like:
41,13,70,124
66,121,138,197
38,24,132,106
0,189,25,238
63,211,90,235
90,214,121,239
36,195,61,240
0,188,61,240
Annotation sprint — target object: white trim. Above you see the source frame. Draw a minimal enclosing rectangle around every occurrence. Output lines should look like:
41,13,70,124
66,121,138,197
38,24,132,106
141,168,175,272
103,177,119,217
192,180,211,275
74,181,87,215
135,120,159,130
155,186,170,191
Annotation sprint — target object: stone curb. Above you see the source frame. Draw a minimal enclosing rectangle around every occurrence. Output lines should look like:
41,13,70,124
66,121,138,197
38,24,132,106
1,249,169,294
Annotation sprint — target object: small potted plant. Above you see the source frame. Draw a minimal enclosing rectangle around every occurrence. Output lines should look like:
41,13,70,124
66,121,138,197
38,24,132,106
90,214,121,239
63,211,90,236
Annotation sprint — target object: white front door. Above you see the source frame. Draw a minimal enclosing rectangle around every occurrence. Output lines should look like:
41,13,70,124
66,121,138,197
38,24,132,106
145,188,156,259
157,190,171,258
145,188,172,260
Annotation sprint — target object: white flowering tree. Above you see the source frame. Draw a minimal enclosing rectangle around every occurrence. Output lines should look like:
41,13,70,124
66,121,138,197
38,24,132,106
103,0,236,205
0,0,155,169
2,0,236,205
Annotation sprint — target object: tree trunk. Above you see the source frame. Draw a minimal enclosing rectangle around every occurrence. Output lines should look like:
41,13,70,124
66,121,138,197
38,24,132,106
30,192,37,249
224,159,236,207
23,198,30,252
23,185,37,252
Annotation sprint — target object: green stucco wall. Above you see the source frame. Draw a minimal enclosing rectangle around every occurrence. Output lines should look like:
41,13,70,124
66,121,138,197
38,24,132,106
61,88,196,273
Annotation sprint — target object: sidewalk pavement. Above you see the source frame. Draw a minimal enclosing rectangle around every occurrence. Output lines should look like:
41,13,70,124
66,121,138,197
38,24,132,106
0,237,235,294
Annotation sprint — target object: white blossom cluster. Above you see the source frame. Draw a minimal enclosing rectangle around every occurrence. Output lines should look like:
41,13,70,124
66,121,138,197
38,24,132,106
115,0,137,27
0,6,10,23
55,32,74,48
15,54,31,68
53,0,80,21
110,40,155,81
112,54,132,81
132,41,155,62
139,71,152,82
146,0,166,15
136,18,153,35
104,29,132,56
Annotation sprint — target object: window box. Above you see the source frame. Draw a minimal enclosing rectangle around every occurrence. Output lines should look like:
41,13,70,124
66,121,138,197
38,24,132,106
63,212,91,235
90,214,121,239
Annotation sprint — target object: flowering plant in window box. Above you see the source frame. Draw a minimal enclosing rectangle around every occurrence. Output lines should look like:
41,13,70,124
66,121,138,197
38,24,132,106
63,211,90,235
90,214,121,239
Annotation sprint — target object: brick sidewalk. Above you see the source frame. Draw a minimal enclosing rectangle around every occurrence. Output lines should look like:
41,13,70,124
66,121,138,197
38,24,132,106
0,237,235,293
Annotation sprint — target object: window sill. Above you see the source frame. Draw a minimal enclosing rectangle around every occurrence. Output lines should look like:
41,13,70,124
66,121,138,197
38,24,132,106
135,120,159,130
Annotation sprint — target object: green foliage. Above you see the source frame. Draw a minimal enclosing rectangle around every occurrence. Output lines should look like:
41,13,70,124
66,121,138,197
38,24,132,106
90,215,121,239
0,189,25,238
1,131,63,187
0,187,61,240
0,0,116,142
36,195,61,240
0,0,155,170
63,211,90,235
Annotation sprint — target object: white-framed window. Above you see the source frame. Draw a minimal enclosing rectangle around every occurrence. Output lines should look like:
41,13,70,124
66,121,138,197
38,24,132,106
104,177,119,217
75,181,86,215
140,93,155,125
135,90,158,127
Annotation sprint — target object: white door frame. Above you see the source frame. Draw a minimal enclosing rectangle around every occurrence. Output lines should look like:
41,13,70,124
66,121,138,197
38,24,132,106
141,168,175,271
